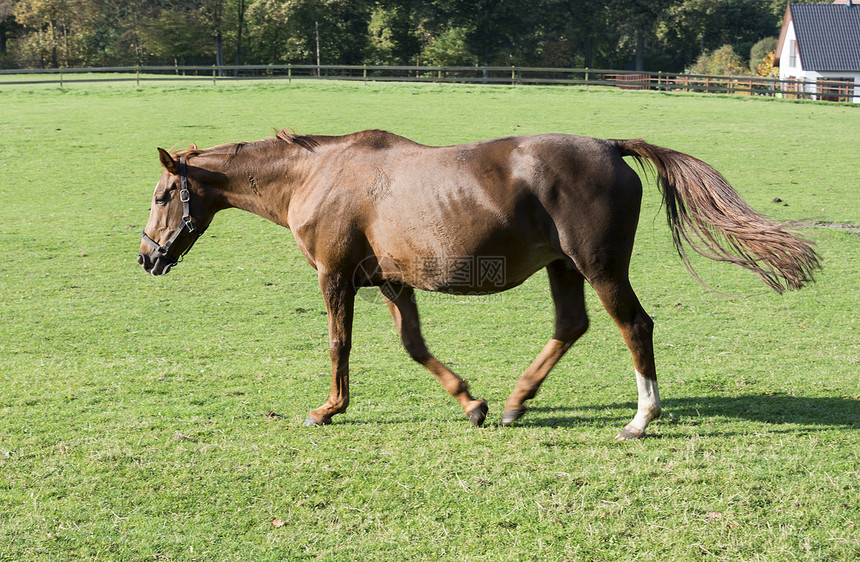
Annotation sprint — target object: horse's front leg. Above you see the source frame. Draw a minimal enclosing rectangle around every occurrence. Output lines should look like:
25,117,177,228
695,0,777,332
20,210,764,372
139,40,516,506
304,272,355,426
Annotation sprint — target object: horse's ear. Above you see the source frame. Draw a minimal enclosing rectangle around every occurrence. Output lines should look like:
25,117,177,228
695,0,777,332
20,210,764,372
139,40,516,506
158,147,179,174
189,142,197,150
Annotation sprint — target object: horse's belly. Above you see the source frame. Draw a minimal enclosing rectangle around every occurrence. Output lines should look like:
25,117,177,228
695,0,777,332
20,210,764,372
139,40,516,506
379,233,561,294
369,172,563,293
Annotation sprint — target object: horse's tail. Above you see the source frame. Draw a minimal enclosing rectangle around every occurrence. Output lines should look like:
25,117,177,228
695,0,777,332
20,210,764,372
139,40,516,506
614,138,820,293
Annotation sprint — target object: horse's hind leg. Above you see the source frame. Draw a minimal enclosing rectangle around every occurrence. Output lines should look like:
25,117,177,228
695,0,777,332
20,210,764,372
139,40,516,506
589,276,661,440
383,285,488,426
502,261,589,425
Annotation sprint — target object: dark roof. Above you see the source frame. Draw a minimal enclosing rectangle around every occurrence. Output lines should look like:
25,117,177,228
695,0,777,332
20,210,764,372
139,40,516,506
790,4,860,71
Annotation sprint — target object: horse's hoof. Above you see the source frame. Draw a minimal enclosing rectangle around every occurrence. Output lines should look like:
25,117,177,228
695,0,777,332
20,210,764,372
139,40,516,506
615,427,645,441
467,402,489,427
501,408,526,426
303,415,331,427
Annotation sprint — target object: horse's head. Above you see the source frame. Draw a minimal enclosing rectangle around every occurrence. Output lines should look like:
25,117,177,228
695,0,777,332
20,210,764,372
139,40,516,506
138,148,216,275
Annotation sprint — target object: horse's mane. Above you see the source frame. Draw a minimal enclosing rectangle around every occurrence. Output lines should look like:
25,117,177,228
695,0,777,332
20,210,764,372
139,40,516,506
173,129,319,159
275,128,319,151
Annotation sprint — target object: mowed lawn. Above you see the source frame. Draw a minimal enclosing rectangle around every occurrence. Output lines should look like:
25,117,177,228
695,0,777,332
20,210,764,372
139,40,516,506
0,79,857,560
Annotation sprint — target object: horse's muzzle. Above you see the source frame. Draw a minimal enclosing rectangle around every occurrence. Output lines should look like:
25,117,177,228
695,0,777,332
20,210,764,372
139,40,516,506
138,251,176,276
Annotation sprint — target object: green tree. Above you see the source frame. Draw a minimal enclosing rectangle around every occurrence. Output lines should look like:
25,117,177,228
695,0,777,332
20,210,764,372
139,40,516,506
191,0,248,69
548,0,612,68
246,0,369,65
420,26,473,66
139,8,212,65
0,0,22,63
607,0,681,71
366,0,421,64
234,0,246,66
78,0,157,65
446,0,528,65
13,0,94,66
198,0,228,67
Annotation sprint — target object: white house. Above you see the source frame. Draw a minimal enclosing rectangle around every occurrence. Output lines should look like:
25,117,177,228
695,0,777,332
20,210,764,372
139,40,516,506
775,0,860,102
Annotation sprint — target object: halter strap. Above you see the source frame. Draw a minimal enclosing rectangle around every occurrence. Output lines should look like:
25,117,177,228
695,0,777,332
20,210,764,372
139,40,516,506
178,157,194,231
141,156,204,259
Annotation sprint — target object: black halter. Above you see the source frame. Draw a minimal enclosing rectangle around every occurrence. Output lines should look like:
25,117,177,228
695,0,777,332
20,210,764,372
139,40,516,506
141,156,204,264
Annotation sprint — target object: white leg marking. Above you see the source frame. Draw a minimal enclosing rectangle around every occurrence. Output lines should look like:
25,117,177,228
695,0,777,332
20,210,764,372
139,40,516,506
617,370,661,439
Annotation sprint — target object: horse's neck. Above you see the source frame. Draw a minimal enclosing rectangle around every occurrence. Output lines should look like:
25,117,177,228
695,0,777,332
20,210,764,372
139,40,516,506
205,144,308,228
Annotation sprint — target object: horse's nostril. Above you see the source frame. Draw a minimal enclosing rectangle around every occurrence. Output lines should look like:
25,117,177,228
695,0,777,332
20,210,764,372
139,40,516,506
138,253,153,271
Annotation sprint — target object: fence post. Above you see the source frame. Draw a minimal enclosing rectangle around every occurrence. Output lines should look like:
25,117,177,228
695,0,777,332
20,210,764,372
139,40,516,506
363,64,367,85
288,64,292,85
511,65,516,86
135,65,140,88
59,67,63,89
584,67,589,88
212,65,217,86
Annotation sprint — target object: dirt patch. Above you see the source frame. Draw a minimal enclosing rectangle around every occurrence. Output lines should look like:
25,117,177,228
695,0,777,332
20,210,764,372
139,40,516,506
787,220,860,235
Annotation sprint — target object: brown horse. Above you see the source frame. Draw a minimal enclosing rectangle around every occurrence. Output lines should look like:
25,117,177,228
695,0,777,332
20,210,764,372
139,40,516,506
138,130,819,439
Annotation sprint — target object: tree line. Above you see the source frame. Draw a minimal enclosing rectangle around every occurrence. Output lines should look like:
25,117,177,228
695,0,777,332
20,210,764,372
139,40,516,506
0,0,824,73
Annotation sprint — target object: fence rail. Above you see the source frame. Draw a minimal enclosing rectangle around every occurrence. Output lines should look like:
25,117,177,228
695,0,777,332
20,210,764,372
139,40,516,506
1,64,857,103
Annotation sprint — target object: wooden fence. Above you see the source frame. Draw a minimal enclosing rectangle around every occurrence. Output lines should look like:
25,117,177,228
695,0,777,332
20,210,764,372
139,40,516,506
1,64,857,103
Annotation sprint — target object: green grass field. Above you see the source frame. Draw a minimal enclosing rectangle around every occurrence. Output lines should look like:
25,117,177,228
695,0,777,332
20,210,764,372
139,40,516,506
0,80,858,560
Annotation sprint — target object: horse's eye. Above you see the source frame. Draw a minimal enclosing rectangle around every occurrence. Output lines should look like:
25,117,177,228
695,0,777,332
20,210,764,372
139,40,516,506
154,183,177,206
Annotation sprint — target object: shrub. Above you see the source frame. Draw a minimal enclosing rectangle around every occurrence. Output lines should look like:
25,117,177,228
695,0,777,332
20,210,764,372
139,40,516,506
687,44,746,76
750,37,778,75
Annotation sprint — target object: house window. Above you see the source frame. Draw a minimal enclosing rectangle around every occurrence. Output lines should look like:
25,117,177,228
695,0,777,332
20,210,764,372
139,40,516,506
817,77,854,102
789,40,798,67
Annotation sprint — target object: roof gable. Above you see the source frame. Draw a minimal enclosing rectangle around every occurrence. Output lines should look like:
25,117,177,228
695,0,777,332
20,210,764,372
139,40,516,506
787,4,860,71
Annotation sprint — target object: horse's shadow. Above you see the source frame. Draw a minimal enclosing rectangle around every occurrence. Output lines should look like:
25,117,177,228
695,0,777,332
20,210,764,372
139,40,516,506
525,394,860,434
